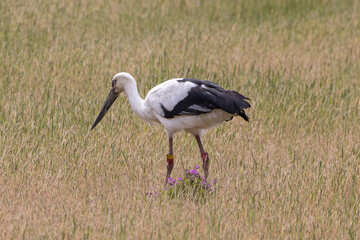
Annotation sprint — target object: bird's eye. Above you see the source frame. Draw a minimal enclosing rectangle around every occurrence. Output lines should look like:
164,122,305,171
112,79,117,88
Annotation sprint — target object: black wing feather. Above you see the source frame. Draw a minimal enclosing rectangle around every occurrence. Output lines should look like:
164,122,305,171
161,78,251,121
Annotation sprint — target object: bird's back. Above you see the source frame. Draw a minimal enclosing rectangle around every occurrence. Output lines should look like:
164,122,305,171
142,78,250,135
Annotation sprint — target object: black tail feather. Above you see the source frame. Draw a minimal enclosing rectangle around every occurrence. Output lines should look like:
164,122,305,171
239,109,249,122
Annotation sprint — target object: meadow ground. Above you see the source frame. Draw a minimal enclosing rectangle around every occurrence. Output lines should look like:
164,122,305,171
1,0,359,239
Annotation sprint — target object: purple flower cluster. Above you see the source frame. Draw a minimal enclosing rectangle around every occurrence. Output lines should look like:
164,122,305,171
146,166,215,199
146,187,159,198
145,191,159,197
184,165,214,191
167,177,185,186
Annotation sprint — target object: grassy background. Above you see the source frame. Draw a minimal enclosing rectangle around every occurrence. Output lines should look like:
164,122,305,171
1,0,359,239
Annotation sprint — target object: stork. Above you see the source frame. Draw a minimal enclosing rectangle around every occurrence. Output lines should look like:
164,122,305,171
91,72,250,183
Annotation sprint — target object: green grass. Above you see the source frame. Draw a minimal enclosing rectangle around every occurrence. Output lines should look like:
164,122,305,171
1,0,360,239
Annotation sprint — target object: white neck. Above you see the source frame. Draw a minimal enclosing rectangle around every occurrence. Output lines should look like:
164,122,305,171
123,80,146,120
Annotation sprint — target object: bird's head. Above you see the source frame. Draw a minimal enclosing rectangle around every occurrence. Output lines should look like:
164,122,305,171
91,72,135,130
111,72,136,93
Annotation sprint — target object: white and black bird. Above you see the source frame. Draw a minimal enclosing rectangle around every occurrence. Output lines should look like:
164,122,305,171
91,72,250,183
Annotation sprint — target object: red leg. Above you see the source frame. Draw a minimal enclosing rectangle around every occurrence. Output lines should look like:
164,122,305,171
195,135,210,182
166,137,174,183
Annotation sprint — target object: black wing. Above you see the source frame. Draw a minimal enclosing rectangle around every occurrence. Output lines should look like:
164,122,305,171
161,78,251,121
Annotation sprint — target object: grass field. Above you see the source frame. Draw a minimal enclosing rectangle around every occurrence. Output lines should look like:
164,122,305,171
1,0,360,239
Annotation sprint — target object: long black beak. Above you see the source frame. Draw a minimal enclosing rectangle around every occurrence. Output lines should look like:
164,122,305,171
91,88,120,130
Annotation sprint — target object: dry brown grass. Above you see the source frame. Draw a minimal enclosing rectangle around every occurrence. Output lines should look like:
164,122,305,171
1,0,360,239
